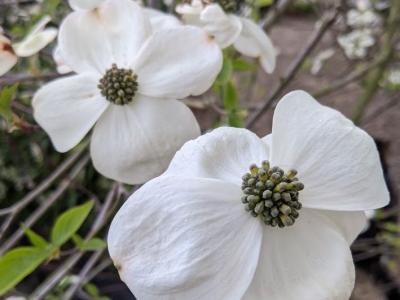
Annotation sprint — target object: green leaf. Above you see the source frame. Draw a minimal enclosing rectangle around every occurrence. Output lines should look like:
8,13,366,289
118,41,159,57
228,112,245,128
80,238,106,251
51,201,94,247
254,0,274,7
73,235,106,251
232,58,256,71
0,246,51,295
0,84,18,123
216,57,233,85
21,224,49,248
223,81,238,110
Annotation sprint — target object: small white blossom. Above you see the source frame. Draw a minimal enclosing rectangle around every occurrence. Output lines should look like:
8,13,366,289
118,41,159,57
346,8,380,28
338,29,375,59
33,0,222,184
108,90,389,300
310,48,335,75
387,69,400,86
176,0,277,74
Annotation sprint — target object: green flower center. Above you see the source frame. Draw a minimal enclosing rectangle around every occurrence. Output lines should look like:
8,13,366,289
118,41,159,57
98,64,138,105
241,161,304,228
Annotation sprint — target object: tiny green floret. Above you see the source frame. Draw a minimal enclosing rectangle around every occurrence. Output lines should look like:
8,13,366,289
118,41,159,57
241,161,304,228
98,64,138,105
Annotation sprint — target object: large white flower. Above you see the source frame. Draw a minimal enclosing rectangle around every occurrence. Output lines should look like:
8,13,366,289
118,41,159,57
0,16,57,76
108,90,389,300
33,0,222,184
176,0,276,74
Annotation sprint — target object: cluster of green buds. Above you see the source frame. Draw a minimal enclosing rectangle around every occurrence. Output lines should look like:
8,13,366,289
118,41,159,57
241,161,304,228
215,0,243,13
98,64,138,105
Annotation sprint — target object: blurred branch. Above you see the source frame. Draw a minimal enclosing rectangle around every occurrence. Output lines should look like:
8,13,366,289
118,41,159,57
246,8,340,129
0,154,90,255
261,0,294,30
62,249,105,300
313,59,383,98
0,143,88,241
0,72,67,88
362,93,400,125
352,0,400,124
29,183,123,300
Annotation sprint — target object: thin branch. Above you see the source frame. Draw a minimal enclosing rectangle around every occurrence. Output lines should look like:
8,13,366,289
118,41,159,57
0,154,90,255
62,249,105,300
29,183,122,300
261,0,295,30
313,59,383,98
0,143,88,241
362,93,400,125
246,8,340,129
0,72,66,88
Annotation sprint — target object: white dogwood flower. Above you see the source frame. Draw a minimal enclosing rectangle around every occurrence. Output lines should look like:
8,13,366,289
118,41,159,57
0,16,57,75
33,0,222,184
176,0,276,74
108,90,389,300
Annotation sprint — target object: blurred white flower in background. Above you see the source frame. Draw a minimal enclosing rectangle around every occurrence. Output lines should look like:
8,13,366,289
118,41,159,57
310,48,335,75
0,16,57,76
338,29,375,59
108,90,389,300
346,7,380,28
387,69,400,86
176,0,276,74
33,0,222,184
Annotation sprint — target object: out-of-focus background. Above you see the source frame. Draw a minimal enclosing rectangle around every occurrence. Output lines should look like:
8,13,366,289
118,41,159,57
0,0,399,299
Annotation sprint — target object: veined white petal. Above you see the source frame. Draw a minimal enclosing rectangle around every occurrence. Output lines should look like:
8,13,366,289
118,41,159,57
144,7,181,30
95,0,152,66
315,209,367,244
13,15,57,57
200,4,242,48
270,90,389,211
242,208,355,300
233,17,276,73
68,0,105,10
52,45,72,74
134,26,222,99
59,0,151,74
0,34,17,75
108,176,262,300
58,11,113,74
166,127,270,186
13,27,57,57
90,95,200,184
33,74,108,152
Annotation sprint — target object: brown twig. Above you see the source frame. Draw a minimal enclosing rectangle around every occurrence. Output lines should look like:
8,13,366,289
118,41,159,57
0,154,90,255
261,0,295,30
0,143,88,241
246,8,340,129
0,72,67,88
29,183,123,300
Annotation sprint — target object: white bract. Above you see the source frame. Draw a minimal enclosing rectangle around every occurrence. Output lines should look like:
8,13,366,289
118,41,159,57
346,8,380,28
52,6,181,75
108,90,389,300
0,16,57,76
176,0,276,74
338,29,375,59
33,0,222,184
0,28,17,76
